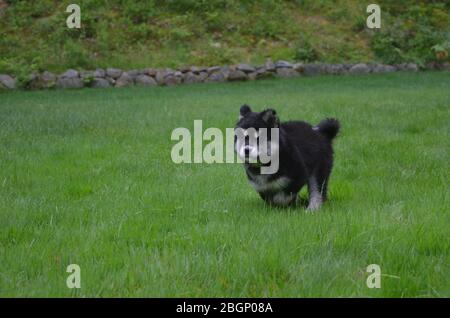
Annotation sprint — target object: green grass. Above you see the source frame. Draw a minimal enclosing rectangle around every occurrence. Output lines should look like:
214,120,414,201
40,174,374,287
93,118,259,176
0,72,449,297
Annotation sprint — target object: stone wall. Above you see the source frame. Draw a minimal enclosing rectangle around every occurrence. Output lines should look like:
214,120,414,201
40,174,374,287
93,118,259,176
0,60,448,90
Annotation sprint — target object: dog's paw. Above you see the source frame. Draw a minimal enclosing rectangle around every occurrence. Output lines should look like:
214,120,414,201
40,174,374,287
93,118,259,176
306,202,322,212
306,195,322,212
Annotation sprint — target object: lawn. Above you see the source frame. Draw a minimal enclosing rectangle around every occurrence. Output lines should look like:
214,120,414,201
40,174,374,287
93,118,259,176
0,72,449,297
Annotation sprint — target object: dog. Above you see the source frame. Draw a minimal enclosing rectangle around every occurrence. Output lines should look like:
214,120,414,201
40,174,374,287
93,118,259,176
235,104,340,210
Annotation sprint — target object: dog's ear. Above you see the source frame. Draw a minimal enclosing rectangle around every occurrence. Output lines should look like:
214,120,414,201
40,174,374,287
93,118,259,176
260,108,280,127
239,104,252,120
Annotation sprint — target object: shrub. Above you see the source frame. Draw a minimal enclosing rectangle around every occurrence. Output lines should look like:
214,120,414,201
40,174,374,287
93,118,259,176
370,3,449,65
294,35,319,62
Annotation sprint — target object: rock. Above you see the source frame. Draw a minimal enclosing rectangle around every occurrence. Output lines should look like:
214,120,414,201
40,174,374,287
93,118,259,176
255,67,272,79
190,66,200,74
142,68,157,77
303,64,323,76
91,78,111,88
40,71,56,88
0,74,16,89
3,61,426,91
28,71,56,89
56,77,84,89
349,63,370,74
135,74,157,86
183,72,202,84
394,63,406,71
219,66,231,79
293,63,305,73
256,66,266,74
106,77,115,85
106,68,123,79
115,72,134,87
206,71,226,83
265,59,276,72
80,70,94,79
425,62,450,71
127,69,140,78
179,65,191,73
24,73,38,88
236,63,256,73
207,66,221,74
275,60,293,68
405,63,419,72
93,69,106,78
60,69,79,78
247,72,258,80
425,62,439,70
155,69,175,85
154,69,181,86
325,64,345,75
164,74,182,86
155,70,167,84
228,70,247,81
190,66,207,74
276,68,299,78
173,71,184,83
372,64,396,73
198,72,208,82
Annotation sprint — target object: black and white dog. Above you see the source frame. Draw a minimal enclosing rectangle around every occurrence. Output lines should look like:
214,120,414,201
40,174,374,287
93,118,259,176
235,105,340,210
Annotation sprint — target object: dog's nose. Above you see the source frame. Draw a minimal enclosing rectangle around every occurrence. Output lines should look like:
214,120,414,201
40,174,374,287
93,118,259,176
244,146,251,155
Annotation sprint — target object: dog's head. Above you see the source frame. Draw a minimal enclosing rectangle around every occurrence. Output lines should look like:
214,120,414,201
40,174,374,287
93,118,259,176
235,104,280,165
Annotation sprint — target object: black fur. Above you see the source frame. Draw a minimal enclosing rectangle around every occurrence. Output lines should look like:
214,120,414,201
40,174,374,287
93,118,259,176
316,118,340,140
235,105,340,209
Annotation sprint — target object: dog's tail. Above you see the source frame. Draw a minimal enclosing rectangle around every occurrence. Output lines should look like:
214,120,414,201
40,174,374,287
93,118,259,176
315,118,340,141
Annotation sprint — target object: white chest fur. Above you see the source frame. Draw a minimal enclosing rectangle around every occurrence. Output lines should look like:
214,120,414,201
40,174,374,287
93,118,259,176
249,175,290,193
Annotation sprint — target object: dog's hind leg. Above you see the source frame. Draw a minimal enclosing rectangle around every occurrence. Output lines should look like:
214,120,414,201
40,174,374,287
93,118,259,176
316,162,332,202
306,176,323,211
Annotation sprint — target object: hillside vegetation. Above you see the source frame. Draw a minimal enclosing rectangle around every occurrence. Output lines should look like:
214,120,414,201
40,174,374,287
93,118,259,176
0,0,448,76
